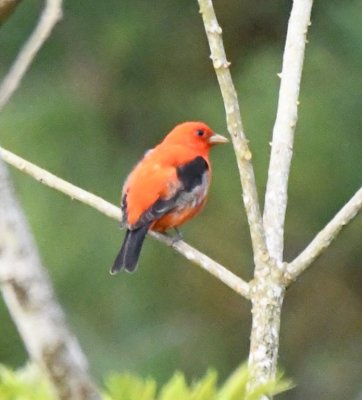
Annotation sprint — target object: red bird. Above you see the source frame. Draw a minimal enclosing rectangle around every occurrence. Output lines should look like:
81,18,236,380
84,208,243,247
111,121,228,273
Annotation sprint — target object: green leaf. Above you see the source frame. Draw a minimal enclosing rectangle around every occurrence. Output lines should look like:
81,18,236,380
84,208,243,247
0,364,55,400
217,364,250,400
104,373,157,400
190,369,217,400
158,372,190,400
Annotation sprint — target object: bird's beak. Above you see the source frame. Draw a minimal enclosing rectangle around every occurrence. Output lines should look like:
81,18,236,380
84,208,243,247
208,133,229,145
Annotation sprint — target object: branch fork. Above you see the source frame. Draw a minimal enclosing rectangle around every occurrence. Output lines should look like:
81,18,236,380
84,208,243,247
198,0,360,395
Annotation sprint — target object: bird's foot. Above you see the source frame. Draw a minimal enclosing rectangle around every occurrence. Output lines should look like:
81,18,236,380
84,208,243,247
168,227,183,245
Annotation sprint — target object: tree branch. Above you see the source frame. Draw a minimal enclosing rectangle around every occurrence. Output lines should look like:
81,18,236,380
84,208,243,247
247,1,313,396
0,145,251,299
154,232,250,297
0,0,62,111
263,0,314,263
197,0,268,265
286,187,362,284
0,0,102,397
0,161,100,400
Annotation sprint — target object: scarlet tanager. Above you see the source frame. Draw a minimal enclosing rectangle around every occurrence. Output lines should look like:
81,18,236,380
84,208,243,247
111,121,228,273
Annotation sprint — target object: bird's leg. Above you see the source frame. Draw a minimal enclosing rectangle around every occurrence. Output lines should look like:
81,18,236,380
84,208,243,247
173,227,183,242
165,227,183,245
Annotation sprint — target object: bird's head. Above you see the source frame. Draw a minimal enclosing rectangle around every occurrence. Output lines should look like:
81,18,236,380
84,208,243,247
163,121,228,153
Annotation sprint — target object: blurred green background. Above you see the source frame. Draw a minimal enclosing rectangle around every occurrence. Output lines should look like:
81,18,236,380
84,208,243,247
0,0,361,399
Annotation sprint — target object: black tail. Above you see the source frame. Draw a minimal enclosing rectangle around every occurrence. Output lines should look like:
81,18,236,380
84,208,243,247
110,224,149,274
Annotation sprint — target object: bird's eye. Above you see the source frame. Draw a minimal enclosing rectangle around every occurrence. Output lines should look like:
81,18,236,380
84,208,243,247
196,129,205,137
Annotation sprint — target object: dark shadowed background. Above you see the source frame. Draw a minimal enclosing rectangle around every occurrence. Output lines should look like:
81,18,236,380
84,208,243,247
0,1,361,399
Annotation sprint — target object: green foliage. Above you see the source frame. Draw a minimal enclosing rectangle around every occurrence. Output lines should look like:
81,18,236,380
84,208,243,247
104,373,157,400
0,363,292,400
0,364,54,400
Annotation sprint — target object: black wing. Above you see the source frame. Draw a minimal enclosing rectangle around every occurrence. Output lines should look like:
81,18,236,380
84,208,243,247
176,156,209,192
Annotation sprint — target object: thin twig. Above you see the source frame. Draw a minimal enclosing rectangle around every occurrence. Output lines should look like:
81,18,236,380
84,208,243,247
0,145,251,299
263,0,314,263
154,232,250,297
0,0,62,110
0,147,122,220
286,187,362,284
197,0,268,264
